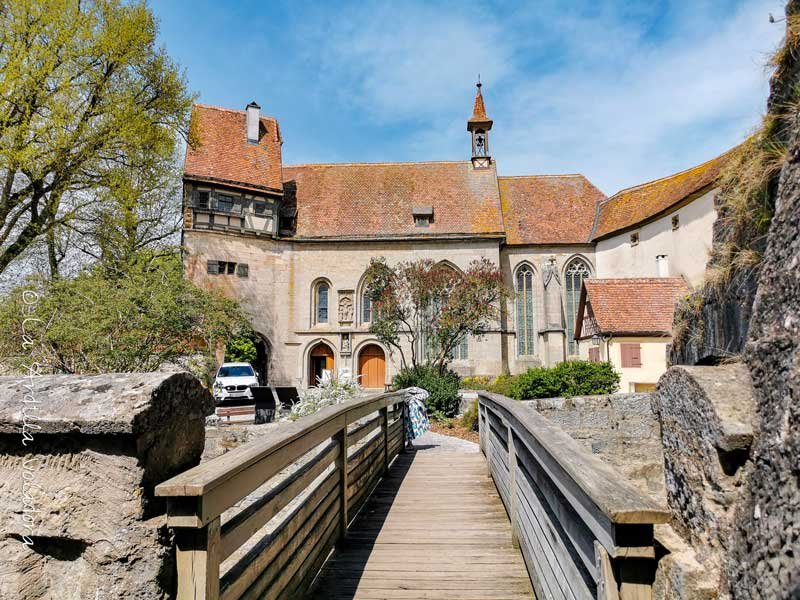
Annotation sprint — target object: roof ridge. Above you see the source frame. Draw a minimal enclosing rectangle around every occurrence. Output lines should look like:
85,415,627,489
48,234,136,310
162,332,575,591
587,277,686,283
498,174,586,180
193,103,278,122
283,159,477,168
603,148,734,201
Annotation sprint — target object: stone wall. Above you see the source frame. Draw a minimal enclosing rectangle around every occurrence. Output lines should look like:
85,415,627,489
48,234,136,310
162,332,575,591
522,393,665,499
653,364,757,598
0,372,214,600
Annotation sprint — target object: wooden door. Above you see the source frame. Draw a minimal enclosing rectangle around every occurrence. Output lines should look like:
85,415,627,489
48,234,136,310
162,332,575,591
358,345,386,388
309,343,334,386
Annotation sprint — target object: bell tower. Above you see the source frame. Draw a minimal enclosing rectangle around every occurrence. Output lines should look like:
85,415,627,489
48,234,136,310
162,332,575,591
467,79,493,168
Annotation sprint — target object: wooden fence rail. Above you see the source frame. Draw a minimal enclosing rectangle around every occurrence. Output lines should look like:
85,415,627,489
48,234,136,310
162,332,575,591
477,391,669,600
155,391,406,600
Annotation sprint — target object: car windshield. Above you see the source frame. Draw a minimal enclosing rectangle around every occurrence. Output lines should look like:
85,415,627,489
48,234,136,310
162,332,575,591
217,365,254,378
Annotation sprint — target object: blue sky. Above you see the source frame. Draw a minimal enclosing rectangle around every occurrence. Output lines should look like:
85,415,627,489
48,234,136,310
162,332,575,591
149,0,784,194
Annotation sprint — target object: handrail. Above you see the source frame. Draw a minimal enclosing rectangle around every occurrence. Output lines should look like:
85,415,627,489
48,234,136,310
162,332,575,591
156,390,406,600
477,391,668,600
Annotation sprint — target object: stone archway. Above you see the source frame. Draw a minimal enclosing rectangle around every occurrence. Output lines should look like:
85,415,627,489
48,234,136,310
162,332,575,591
358,344,386,389
309,342,335,387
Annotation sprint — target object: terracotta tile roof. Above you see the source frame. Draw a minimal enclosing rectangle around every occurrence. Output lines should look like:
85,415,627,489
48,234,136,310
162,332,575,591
469,87,491,124
576,278,689,338
498,175,605,245
184,104,284,193
282,161,505,239
592,150,733,240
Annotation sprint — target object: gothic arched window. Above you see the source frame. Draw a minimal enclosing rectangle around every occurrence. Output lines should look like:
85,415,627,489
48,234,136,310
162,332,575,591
565,258,591,355
516,265,535,356
315,281,329,324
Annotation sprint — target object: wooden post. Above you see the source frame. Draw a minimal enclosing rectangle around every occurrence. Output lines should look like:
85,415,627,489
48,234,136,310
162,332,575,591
399,401,407,453
506,421,519,549
380,405,390,473
174,518,221,600
595,542,621,600
335,427,349,541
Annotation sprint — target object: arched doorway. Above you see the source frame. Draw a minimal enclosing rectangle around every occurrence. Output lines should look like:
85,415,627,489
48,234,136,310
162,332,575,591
309,342,335,386
358,344,386,389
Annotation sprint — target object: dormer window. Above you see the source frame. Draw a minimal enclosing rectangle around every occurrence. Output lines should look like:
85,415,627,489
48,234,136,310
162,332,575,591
412,206,433,228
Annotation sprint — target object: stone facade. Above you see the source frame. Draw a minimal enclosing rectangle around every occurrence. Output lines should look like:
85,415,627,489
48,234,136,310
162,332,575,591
185,228,596,387
0,372,213,600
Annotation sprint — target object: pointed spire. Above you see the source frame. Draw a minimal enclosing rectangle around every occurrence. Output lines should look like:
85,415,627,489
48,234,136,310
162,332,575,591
467,78,492,131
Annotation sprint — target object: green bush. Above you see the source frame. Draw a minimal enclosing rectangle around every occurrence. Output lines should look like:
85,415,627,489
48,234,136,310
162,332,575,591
460,399,479,432
510,360,620,400
393,364,461,419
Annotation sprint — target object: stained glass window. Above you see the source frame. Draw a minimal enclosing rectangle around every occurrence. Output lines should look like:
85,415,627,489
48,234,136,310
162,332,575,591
516,266,535,356
362,293,372,323
565,259,591,355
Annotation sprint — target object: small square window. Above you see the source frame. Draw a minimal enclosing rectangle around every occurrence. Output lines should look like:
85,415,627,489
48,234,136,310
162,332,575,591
226,261,236,274
630,232,640,246
414,216,430,228
207,260,219,275
237,263,249,278
196,191,210,209
216,194,234,212
254,202,266,215
672,214,680,230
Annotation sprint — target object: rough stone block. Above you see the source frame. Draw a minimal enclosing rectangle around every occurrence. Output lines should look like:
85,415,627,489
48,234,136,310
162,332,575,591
0,372,214,600
654,363,756,591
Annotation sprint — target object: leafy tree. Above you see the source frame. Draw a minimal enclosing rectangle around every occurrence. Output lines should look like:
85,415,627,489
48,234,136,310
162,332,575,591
225,335,258,364
363,257,509,373
0,0,193,275
0,250,252,374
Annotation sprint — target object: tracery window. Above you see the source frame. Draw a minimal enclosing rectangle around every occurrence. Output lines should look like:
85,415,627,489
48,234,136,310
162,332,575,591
516,265,535,356
565,258,591,355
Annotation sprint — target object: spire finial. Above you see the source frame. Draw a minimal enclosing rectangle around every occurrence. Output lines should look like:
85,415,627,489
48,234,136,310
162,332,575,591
476,74,482,91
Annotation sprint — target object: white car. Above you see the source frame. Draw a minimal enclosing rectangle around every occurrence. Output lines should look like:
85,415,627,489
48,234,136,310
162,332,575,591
213,362,259,402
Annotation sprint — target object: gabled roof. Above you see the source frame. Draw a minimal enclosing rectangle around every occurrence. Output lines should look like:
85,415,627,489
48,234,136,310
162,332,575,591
592,150,732,241
575,278,689,338
282,161,505,239
498,175,605,245
184,104,284,193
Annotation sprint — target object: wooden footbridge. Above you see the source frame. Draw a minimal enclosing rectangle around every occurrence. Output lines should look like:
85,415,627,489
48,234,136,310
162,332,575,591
156,391,668,600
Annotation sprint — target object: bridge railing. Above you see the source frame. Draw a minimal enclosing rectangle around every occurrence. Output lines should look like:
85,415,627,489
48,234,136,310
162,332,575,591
155,390,406,600
477,391,669,600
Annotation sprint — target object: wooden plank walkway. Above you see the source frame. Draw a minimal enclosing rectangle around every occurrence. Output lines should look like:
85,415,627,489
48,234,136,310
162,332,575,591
307,445,535,599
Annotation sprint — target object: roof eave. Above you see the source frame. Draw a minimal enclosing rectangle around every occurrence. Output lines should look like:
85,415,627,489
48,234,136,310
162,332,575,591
183,174,284,196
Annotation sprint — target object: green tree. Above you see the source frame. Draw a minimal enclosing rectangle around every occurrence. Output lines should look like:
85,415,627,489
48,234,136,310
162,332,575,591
225,335,258,364
0,0,193,275
0,250,253,374
363,257,510,373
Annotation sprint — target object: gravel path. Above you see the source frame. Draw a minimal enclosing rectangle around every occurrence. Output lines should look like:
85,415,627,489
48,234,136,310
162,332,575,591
410,429,480,453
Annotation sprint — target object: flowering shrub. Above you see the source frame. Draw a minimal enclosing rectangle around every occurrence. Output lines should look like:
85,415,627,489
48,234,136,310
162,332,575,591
282,378,362,421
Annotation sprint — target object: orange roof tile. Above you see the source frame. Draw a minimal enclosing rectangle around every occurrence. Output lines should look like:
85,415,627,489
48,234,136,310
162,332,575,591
592,151,732,240
469,87,490,123
576,278,689,338
184,104,284,193
282,161,505,239
498,175,605,245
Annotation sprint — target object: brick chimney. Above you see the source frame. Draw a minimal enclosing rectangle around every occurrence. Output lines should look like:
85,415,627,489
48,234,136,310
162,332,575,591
246,101,260,143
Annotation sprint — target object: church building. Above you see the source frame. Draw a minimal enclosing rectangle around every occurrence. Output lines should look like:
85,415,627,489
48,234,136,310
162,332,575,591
181,84,728,391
